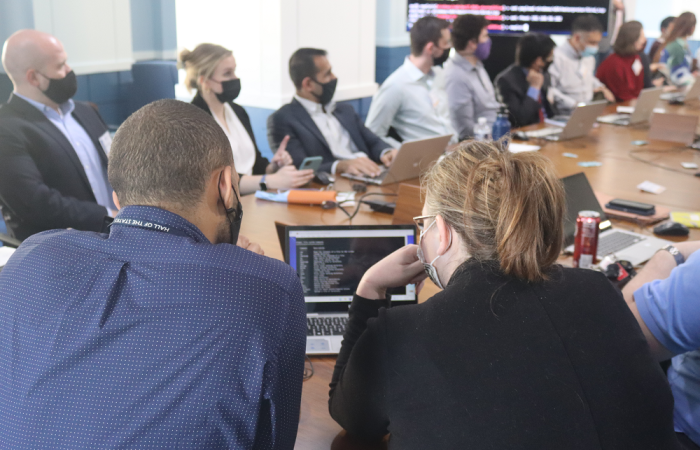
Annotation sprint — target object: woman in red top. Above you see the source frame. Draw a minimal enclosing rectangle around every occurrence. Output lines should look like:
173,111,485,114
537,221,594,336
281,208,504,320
597,21,647,101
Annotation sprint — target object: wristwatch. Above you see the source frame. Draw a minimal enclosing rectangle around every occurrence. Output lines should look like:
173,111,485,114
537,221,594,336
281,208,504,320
259,174,268,191
660,244,685,266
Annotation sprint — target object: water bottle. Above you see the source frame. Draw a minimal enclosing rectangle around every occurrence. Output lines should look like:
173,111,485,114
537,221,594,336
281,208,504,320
473,117,491,141
492,105,512,143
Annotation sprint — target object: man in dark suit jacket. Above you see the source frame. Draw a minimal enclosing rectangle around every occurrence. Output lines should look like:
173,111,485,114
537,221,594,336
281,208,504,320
269,48,397,177
0,30,114,241
495,33,558,128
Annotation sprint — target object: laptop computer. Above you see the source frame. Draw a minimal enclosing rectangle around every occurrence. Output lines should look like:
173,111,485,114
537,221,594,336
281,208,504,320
284,225,418,354
342,134,452,185
660,78,700,102
597,87,664,126
562,173,671,266
526,101,608,141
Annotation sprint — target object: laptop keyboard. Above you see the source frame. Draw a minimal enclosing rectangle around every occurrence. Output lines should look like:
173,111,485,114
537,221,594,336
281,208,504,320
597,231,646,257
307,316,348,336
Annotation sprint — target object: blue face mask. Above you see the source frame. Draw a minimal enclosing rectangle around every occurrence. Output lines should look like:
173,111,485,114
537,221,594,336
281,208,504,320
581,45,599,58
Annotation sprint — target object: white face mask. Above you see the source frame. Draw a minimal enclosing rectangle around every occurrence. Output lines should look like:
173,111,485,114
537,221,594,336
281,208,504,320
417,218,452,290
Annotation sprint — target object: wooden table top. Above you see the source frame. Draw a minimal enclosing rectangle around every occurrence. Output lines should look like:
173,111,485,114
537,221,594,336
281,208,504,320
237,100,700,450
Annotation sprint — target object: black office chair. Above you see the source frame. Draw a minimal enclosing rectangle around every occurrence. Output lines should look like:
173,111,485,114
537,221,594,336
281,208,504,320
0,234,21,248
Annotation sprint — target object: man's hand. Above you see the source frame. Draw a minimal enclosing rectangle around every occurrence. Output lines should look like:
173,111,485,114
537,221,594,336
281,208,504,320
237,234,264,256
380,149,399,167
526,69,544,90
336,157,383,177
356,245,427,299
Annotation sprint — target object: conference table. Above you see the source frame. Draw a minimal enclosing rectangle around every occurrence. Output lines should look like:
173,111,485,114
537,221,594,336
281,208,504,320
238,100,700,450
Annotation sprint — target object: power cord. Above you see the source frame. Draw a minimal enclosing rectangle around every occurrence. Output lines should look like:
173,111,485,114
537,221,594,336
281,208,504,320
628,147,699,176
336,192,398,221
303,355,314,381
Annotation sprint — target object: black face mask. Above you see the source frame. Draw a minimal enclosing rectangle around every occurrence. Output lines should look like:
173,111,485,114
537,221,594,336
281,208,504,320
543,60,553,73
214,78,241,103
218,171,243,245
40,70,77,104
433,48,450,67
311,77,337,105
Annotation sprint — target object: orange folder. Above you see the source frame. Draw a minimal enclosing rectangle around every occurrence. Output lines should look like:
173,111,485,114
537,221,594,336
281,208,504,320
286,190,336,205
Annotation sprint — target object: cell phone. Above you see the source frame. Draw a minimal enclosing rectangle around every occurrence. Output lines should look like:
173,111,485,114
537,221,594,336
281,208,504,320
605,198,656,216
299,156,323,172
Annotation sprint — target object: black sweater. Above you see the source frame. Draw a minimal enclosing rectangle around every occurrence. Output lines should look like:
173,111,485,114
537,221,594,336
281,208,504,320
329,259,680,450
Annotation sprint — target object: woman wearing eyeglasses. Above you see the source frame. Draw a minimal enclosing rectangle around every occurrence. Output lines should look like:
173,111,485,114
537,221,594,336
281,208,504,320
328,141,681,449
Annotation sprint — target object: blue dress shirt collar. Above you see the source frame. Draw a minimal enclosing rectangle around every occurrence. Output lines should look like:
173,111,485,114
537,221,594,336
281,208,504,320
13,92,74,118
111,205,210,243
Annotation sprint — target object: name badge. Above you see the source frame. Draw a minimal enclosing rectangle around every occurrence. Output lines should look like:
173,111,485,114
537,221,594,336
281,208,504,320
632,59,643,77
99,131,113,156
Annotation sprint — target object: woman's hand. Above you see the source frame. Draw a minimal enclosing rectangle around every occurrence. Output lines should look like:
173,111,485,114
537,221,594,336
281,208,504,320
356,245,427,300
268,136,293,173
266,165,315,190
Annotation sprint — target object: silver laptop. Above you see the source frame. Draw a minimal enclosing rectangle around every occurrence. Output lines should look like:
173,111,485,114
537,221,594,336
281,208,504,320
526,101,608,141
284,225,418,354
660,79,700,102
562,173,671,266
597,87,663,126
342,134,452,185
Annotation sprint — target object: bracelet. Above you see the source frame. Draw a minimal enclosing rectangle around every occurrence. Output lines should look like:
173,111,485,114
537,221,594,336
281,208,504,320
659,244,685,266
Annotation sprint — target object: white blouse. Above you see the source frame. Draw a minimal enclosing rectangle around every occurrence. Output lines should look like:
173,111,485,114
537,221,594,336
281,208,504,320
211,103,257,176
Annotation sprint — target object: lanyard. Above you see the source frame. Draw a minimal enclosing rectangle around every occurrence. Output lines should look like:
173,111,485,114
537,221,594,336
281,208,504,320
110,217,192,238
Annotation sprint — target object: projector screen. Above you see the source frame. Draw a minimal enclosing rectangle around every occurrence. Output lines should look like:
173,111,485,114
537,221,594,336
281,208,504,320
407,1,610,35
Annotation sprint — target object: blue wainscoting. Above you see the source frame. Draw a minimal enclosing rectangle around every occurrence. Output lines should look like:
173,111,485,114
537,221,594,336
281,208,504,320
376,46,411,85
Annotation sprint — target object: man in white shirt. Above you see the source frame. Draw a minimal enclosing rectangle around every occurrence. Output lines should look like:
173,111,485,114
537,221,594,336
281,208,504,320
549,15,615,114
268,48,397,177
365,16,455,148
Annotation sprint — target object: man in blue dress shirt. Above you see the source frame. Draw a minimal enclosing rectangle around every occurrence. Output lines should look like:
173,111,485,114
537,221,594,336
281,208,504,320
0,30,117,240
0,99,307,449
623,241,700,449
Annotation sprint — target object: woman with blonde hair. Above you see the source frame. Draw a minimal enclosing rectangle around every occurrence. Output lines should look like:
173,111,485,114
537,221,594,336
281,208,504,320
328,141,682,449
180,44,314,195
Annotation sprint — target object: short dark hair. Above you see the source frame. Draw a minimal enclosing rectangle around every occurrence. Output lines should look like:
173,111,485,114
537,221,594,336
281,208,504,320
661,16,676,32
289,48,327,90
410,16,450,56
452,15,490,52
516,33,556,68
613,21,643,56
571,15,604,34
109,99,233,210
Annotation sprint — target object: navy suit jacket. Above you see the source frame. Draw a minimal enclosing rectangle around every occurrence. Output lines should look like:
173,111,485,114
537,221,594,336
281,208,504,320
268,99,391,174
495,65,556,128
0,94,110,241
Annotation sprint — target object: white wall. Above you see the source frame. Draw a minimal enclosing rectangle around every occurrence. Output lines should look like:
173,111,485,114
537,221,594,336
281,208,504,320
31,0,133,74
175,0,378,109
376,0,409,47
634,0,700,39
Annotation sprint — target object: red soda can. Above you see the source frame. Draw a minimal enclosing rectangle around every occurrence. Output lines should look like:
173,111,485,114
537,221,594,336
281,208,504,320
573,211,601,269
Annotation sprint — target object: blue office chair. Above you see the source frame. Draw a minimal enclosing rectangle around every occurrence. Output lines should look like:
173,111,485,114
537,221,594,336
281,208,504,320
129,61,178,113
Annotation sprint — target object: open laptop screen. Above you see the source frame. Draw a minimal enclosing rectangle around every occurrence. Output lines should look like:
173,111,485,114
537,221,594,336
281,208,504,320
285,225,417,313
561,172,610,247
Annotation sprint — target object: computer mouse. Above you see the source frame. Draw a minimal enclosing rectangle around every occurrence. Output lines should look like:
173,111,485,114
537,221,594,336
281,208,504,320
653,221,690,236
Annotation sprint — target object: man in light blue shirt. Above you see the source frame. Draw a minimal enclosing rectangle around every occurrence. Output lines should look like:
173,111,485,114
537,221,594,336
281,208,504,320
12,93,115,212
0,30,114,240
365,16,455,148
623,241,700,449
